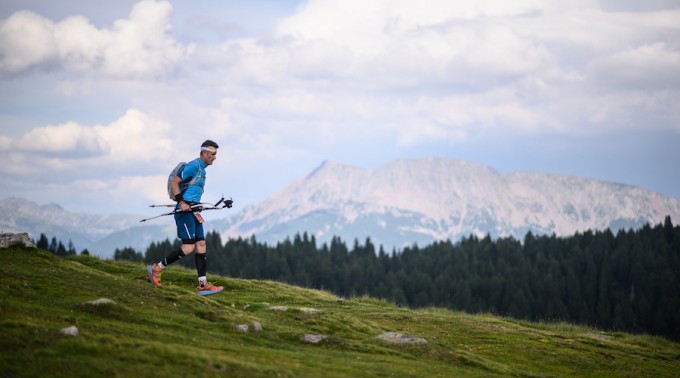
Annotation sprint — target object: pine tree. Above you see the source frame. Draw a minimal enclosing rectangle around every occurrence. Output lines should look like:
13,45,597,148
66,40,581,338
49,237,58,254
67,240,76,256
663,215,674,244
37,233,49,250
56,241,67,256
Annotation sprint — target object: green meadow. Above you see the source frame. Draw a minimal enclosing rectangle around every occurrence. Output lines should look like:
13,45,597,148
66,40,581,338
1,247,678,377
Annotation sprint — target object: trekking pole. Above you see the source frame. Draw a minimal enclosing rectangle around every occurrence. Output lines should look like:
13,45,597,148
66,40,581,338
140,196,233,222
140,203,204,222
148,201,214,208
140,211,177,222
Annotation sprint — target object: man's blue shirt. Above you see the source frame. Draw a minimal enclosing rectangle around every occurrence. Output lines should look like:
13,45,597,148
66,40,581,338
180,158,206,203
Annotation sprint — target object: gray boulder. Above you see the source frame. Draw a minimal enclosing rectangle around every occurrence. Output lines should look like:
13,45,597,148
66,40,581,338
85,298,117,306
0,233,37,249
60,325,79,336
377,332,427,344
301,334,327,343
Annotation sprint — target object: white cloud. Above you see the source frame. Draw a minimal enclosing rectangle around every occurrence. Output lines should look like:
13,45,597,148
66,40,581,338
2,108,174,165
276,0,547,53
598,0,680,12
54,0,675,144
108,174,169,206
53,15,105,73
0,10,58,73
0,108,179,211
0,0,185,78
270,1,558,89
0,134,11,150
260,0,680,137
94,109,174,163
18,121,109,156
588,43,680,90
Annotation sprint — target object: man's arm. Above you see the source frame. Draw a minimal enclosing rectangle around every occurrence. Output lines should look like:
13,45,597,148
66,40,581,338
171,176,191,211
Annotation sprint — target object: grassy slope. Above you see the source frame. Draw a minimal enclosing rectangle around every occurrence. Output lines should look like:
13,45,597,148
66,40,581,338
1,248,679,378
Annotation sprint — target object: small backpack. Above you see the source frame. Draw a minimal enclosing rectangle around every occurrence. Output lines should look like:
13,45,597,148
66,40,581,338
167,161,203,200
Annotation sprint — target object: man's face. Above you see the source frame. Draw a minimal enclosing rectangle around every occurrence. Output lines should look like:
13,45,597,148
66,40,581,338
203,150,217,165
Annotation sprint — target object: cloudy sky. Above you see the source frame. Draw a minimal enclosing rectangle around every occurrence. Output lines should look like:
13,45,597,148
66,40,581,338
1,0,679,219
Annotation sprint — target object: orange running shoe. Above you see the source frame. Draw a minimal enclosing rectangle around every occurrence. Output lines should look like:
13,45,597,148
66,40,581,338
147,264,163,286
197,282,223,296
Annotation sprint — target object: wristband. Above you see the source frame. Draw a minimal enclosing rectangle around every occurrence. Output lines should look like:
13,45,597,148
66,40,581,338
175,193,183,202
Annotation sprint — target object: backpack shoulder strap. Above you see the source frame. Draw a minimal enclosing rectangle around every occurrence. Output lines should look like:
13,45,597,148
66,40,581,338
186,159,204,187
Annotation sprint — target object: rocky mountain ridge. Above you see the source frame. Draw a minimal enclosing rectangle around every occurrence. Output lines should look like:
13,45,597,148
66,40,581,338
220,158,680,249
3,157,679,256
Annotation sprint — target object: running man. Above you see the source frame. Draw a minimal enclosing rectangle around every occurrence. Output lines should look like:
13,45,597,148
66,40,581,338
148,140,224,296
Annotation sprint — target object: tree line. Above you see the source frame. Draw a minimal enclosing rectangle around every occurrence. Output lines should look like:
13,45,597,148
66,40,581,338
36,234,84,256
40,216,680,341
35,235,141,261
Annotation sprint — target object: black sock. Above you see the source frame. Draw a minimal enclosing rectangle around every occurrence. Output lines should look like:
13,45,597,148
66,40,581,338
195,253,207,278
162,249,185,267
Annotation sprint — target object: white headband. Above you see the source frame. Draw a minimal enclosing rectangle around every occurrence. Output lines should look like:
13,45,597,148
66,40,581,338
201,146,217,153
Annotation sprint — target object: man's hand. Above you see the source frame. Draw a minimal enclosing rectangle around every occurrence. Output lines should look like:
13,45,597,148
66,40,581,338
179,201,191,212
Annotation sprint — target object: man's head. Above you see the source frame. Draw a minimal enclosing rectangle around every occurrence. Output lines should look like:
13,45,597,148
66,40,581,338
200,140,219,166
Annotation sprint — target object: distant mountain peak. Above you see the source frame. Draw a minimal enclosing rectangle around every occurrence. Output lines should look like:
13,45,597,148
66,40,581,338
221,157,680,250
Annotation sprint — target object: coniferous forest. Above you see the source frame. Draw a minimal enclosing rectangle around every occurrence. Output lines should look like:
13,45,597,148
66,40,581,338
39,216,679,341
139,216,680,341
